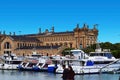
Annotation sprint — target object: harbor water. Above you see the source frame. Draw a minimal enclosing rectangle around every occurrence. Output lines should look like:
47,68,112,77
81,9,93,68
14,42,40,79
0,70,119,80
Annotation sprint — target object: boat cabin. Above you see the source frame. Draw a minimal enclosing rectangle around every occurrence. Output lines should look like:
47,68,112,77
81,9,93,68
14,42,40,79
89,49,116,59
71,49,88,59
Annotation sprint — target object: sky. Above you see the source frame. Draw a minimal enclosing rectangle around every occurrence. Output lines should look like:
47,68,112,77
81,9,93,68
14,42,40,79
0,0,120,43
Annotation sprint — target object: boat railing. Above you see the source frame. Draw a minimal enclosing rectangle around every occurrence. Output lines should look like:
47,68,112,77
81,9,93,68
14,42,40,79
99,58,120,73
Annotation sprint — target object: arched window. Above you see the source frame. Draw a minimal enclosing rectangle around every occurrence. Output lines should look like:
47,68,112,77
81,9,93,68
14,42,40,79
50,43,53,46
70,43,72,48
17,43,19,48
4,42,11,49
55,43,58,46
80,44,83,49
46,43,49,46
20,43,22,47
25,43,26,46
60,43,63,46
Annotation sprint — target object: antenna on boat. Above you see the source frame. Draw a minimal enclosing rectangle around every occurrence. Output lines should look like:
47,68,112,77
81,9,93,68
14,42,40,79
96,42,100,49
95,41,101,52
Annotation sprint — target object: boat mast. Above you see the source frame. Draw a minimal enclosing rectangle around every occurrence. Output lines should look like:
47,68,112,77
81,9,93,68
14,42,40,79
95,41,101,52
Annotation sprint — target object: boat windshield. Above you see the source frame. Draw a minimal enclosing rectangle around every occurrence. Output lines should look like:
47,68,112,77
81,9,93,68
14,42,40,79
90,52,113,59
31,53,42,58
5,61,22,64
90,53,102,56
104,53,113,59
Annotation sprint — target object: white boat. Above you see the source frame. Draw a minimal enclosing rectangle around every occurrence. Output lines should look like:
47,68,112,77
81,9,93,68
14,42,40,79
18,59,38,71
33,57,52,72
18,55,52,71
0,53,23,70
17,51,43,71
54,48,120,74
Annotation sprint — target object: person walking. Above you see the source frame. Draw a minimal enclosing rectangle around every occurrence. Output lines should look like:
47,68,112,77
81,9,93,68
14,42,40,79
67,65,75,80
61,65,69,80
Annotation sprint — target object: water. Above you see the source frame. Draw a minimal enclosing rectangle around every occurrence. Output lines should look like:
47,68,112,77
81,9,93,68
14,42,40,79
0,70,119,80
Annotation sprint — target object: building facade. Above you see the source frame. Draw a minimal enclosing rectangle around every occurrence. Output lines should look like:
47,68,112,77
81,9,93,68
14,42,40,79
0,24,98,56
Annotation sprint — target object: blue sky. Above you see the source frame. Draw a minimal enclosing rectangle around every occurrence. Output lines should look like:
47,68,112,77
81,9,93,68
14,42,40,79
0,0,120,43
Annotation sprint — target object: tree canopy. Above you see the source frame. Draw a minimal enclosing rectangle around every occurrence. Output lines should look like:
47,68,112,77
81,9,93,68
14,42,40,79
62,42,120,58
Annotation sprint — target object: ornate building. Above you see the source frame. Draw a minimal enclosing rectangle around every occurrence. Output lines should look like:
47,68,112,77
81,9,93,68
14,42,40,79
0,24,98,56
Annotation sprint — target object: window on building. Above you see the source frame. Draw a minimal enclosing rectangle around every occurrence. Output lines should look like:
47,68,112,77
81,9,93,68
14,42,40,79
55,43,58,46
46,43,49,46
17,43,19,48
70,43,72,48
4,42,11,49
80,44,83,49
4,51,11,54
20,43,22,48
60,43,63,46
51,43,53,46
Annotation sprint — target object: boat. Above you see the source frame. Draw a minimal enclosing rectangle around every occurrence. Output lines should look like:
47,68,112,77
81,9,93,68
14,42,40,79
18,55,52,71
33,56,52,72
53,44,120,74
0,53,23,70
48,54,78,73
18,51,43,71
18,59,38,71
17,53,39,71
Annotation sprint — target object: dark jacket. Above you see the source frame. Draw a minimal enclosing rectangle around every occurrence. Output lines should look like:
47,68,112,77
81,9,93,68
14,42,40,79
62,68,69,80
67,70,75,80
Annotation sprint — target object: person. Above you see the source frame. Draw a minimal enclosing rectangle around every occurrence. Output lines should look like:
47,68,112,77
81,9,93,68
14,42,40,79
61,65,69,80
67,65,75,80
53,61,58,73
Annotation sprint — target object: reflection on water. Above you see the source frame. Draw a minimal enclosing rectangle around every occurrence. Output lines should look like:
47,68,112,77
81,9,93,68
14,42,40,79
75,74,119,80
0,70,119,80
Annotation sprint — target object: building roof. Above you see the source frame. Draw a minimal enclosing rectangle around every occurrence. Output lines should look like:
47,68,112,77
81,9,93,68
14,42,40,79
10,36,40,42
0,35,6,42
52,31,74,35
24,31,74,37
